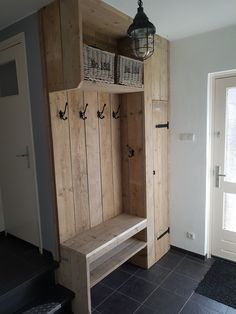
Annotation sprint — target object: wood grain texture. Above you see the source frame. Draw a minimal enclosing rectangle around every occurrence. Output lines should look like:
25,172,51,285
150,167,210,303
57,246,73,289
126,93,145,218
83,25,118,53
98,93,115,221
68,89,90,233
111,94,123,216
144,56,156,267
151,36,161,100
120,95,130,213
49,92,76,242
156,233,170,261
90,238,146,287
63,214,147,262
60,0,83,89
144,35,169,102
153,101,169,238
71,251,91,314
41,0,64,92
79,81,143,94
84,91,103,227
160,38,169,101
81,0,132,39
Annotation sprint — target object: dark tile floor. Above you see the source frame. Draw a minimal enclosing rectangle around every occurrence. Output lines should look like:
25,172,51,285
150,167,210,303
91,249,236,314
0,234,56,297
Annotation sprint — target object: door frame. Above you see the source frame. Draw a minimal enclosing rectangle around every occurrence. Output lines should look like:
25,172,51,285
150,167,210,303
0,33,42,251
206,69,236,258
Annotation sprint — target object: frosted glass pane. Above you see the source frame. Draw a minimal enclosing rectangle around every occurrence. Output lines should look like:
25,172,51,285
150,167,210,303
0,60,18,97
225,88,236,183
223,193,236,232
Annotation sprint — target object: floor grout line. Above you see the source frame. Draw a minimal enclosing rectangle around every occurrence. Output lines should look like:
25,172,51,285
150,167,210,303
93,252,213,313
178,291,194,314
133,255,187,313
94,270,138,311
92,253,218,313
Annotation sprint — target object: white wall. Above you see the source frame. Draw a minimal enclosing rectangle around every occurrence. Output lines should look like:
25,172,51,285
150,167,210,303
0,14,59,258
170,24,236,255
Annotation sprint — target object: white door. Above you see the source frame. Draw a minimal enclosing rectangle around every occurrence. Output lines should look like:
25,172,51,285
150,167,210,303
212,76,236,261
0,35,42,248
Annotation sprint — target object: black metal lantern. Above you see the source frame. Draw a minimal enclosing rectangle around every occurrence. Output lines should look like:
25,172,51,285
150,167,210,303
127,0,156,60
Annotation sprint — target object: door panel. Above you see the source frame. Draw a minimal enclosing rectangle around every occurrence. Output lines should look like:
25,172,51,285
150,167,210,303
0,39,41,247
212,76,236,261
153,100,170,260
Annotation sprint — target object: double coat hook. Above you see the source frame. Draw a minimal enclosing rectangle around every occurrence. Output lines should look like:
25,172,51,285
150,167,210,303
79,104,88,120
112,105,120,120
59,102,68,120
97,104,106,119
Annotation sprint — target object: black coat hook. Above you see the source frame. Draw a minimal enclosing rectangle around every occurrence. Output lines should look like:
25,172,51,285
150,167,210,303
127,145,135,158
97,104,106,119
79,104,88,120
112,105,120,120
59,102,68,120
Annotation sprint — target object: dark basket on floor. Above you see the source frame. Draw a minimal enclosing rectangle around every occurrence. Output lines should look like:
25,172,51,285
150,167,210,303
116,55,144,88
83,44,115,84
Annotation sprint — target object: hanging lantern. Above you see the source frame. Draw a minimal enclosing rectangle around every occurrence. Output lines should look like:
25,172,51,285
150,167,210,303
127,0,156,60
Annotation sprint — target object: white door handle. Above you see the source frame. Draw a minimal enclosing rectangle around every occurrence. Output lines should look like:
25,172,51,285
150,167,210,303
215,165,226,188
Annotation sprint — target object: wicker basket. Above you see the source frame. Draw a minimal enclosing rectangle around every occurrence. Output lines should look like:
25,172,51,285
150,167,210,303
116,55,143,88
83,44,115,84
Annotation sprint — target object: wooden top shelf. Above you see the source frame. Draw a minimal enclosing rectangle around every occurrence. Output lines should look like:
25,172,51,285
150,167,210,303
79,80,144,94
62,214,147,263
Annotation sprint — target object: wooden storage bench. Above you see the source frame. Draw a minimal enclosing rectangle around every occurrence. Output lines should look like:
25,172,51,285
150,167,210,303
58,214,147,313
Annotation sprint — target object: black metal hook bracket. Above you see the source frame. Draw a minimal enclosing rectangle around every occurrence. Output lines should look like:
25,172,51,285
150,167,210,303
127,145,135,158
79,104,88,120
112,105,120,120
155,121,169,129
97,104,106,119
59,102,68,120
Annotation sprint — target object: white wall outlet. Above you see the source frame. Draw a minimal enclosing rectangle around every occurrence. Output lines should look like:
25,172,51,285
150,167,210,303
186,231,195,240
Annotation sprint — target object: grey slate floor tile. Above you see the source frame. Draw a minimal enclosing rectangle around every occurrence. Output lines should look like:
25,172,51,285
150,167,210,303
135,305,157,313
161,272,199,298
118,276,156,303
190,293,228,313
157,251,185,270
97,291,141,314
120,262,140,275
143,287,188,314
135,264,170,285
175,258,210,281
101,269,132,289
91,255,235,314
91,283,114,309
180,301,225,314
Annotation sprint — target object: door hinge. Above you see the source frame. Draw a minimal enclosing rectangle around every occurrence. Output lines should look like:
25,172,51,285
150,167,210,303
156,121,169,129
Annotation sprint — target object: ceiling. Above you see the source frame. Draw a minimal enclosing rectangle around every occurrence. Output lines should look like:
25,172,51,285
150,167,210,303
0,0,53,31
104,0,236,40
1,0,236,41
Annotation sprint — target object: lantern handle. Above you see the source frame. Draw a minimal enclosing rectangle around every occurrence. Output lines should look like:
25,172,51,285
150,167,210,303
138,0,143,7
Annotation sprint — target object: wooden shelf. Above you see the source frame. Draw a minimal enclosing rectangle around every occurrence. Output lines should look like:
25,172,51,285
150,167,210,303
79,80,144,94
81,0,132,40
62,214,147,263
90,238,146,287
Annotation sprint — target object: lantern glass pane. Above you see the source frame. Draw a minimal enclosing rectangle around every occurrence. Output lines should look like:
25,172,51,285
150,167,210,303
131,28,154,59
